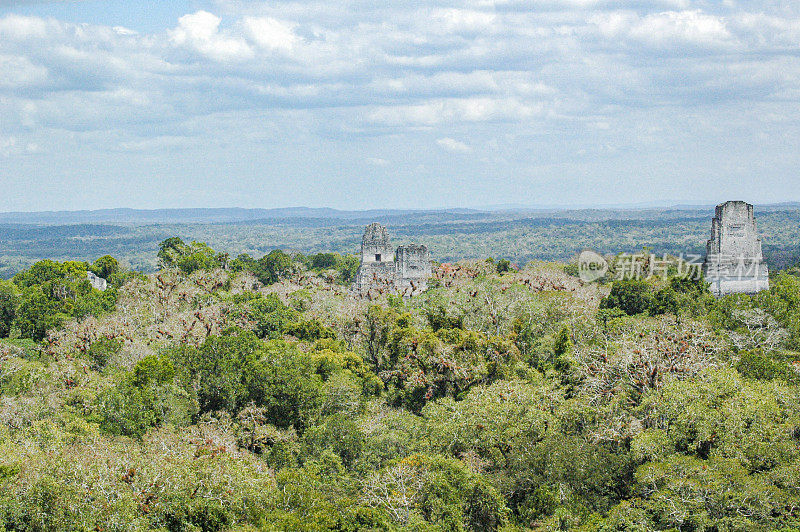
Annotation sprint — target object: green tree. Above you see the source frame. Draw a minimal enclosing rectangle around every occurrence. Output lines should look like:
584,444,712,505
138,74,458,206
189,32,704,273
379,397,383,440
381,325,519,412
12,259,84,288
170,331,324,431
335,254,360,283
258,249,295,285
10,259,116,340
244,293,300,339
175,242,218,275
496,259,512,274
90,255,120,279
736,350,798,383
362,454,510,530
423,380,554,472
288,319,336,342
757,273,800,348
600,279,654,316
13,287,68,340
310,253,338,270
84,337,122,370
0,280,20,338
553,324,575,390
302,413,364,469
97,355,193,438
425,304,464,331
157,237,187,269
553,325,573,358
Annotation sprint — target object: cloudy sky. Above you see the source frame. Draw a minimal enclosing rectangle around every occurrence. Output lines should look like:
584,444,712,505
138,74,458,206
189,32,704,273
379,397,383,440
0,0,799,211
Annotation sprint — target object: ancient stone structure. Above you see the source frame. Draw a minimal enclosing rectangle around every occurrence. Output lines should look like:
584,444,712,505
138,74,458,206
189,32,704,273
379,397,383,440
395,244,431,289
703,201,769,297
354,223,431,296
360,222,394,265
87,271,108,291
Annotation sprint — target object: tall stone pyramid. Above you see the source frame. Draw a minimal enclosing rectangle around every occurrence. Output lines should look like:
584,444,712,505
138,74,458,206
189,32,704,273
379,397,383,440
703,201,769,296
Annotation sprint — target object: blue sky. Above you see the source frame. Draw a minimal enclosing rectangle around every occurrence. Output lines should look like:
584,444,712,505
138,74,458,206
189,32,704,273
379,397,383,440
0,0,799,211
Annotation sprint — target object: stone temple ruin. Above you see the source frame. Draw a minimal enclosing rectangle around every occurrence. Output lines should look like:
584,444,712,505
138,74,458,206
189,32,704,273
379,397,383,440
87,271,108,292
354,223,431,296
703,200,769,297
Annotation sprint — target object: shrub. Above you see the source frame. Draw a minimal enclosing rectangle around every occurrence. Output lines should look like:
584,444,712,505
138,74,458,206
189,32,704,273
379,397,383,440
736,350,798,383
496,259,512,274
0,281,19,338
600,279,653,316
85,337,123,370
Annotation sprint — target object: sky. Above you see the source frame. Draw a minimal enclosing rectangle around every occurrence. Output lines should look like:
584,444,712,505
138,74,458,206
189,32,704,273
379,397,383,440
0,0,799,212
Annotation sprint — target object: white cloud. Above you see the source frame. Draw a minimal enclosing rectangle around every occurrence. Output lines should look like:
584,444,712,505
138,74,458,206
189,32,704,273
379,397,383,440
117,135,195,152
369,71,557,99
592,10,733,48
0,54,48,88
169,11,253,62
428,9,497,35
243,16,298,51
730,13,800,47
0,14,51,40
0,5,796,134
113,26,138,36
1,3,800,209
437,137,472,153
636,10,731,46
0,136,16,157
367,98,543,126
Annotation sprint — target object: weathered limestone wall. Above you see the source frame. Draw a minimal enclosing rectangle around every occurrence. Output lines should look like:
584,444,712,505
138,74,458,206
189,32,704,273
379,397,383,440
360,222,394,264
87,271,108,292
703,201,769,296
395,244,431,291
354,261,398,293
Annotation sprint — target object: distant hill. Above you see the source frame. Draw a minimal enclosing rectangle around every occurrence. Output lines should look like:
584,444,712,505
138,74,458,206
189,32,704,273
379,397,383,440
0,207,483,225
1,202,796,226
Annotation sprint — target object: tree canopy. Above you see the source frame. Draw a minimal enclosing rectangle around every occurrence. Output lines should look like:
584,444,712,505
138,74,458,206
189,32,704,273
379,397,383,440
0,241,798,531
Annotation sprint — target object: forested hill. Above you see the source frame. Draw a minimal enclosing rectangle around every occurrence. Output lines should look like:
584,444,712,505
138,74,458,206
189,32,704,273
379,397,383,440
0,205,799,278
0,207,484,225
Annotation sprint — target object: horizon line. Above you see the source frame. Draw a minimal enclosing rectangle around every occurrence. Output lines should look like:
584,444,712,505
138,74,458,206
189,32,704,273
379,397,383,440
1,200,799,217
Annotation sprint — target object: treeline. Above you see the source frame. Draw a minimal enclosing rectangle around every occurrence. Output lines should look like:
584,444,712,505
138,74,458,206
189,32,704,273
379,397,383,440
1,207,800,276
156,237,360,284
